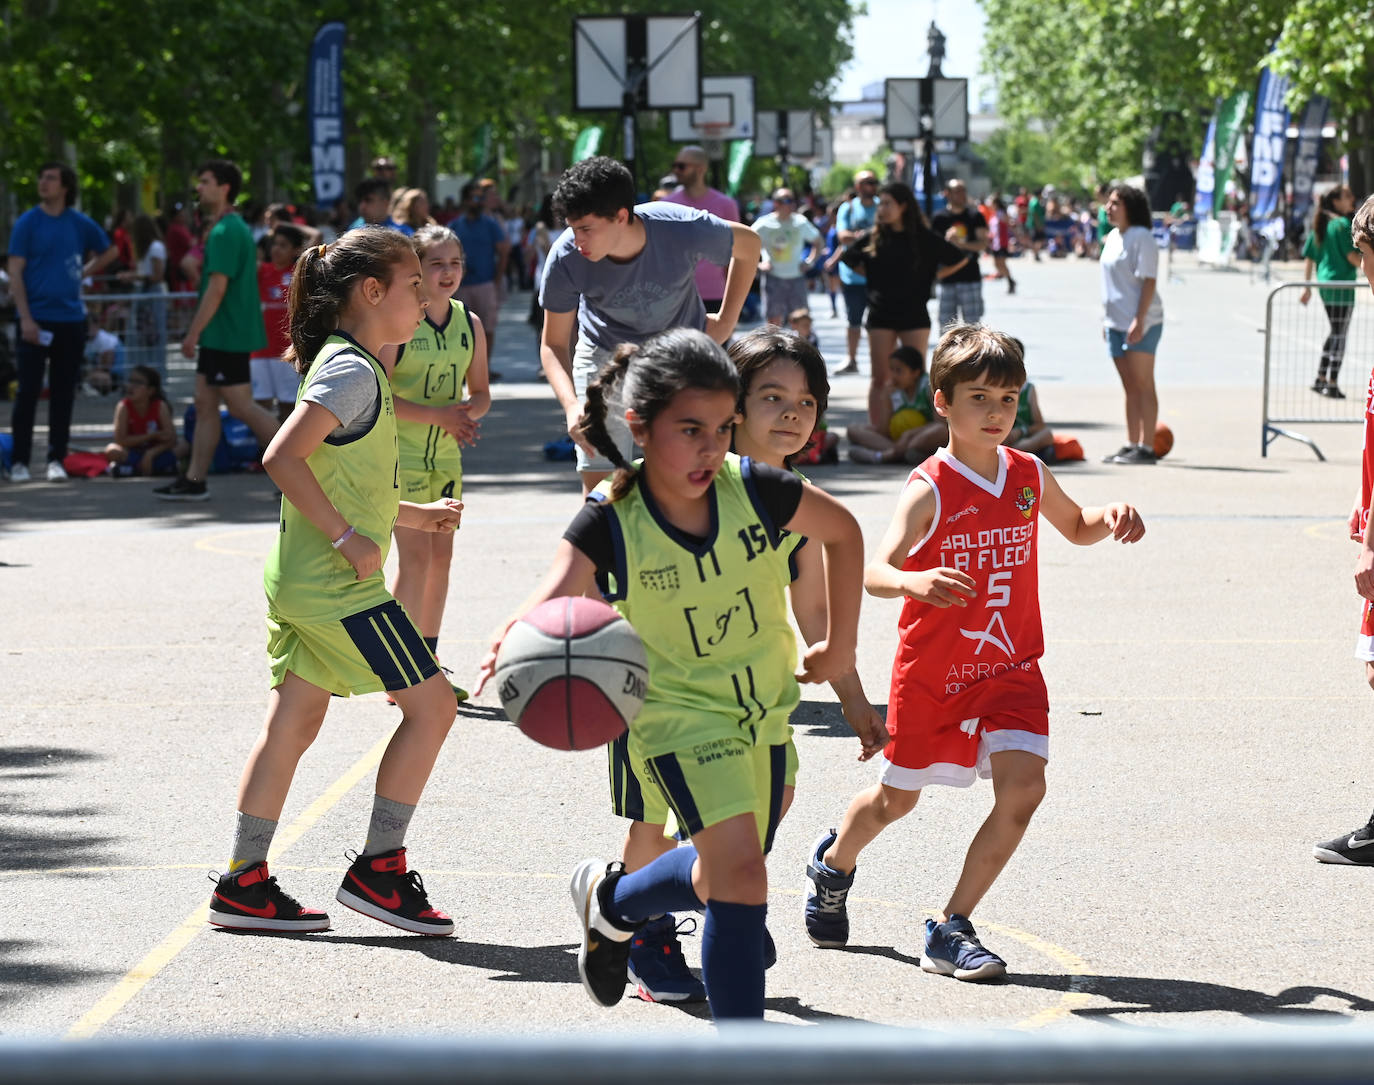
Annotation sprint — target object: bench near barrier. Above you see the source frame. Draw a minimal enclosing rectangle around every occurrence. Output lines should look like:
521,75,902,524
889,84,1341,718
1262,280,1370,459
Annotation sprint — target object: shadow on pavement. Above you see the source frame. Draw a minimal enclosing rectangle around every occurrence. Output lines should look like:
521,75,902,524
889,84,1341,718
1008,972,1374,1021
0,939,117,1005
0,746,114,873
790,700,887,743
299,934,578,984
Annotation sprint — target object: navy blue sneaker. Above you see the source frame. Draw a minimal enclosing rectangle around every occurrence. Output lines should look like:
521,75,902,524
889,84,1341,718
627,914,706,1003
920,914,1006,981
804,828,854,948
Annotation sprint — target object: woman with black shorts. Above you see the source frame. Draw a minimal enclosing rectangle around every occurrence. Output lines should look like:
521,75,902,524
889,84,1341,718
840,182,968,428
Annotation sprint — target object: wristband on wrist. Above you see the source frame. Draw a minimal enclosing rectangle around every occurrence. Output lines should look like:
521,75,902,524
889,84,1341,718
331,526,356,549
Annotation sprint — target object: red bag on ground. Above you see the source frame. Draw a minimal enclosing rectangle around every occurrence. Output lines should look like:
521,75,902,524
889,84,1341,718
1052,435,1085,462
62,451,110,478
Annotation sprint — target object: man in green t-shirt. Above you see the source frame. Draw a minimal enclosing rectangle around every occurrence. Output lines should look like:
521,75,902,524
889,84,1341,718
156,159,279,501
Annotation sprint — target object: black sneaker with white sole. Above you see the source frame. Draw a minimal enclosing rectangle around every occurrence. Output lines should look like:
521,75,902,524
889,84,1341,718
207,862,330,932
570,859,642,1007
335,847,454,935
1314,815,1374,865
154,476,210,501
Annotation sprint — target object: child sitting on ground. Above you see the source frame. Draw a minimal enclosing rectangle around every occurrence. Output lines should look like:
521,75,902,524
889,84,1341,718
846,346,947,464
103,364,183,476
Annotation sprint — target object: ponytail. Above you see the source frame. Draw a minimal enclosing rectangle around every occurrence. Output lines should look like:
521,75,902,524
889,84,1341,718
576,344,637,499
284,227,415,373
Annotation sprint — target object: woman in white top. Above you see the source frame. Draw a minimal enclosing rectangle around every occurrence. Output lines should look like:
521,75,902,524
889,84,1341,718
1099,184,1164,465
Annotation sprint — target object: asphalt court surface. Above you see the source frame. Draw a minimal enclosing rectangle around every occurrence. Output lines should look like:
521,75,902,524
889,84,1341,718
5,257,1374,1038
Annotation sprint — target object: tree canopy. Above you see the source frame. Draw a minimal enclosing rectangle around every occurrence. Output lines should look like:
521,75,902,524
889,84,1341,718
0,0,857,220
979,0,1374,191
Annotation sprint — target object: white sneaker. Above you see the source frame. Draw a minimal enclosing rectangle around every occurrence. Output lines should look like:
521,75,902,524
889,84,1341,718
848,446,885,464
9,463,31,483
46,461,68,482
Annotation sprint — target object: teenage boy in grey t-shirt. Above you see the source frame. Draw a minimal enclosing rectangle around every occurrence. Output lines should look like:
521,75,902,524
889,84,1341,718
539,156,761,494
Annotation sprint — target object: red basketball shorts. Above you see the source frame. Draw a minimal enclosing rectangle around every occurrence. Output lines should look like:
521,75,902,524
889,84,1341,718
878,707,1050,792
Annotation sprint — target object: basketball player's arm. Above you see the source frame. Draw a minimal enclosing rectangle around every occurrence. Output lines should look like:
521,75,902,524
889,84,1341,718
705,224,763,344
473,540,598,695
263,401,384,580
181,272,228,357
864,480,977,607
1038,466,1145,545
461,314,492,423
782,486,862,685
1356,500,1374,600
540,309,592,451
789,544,886,760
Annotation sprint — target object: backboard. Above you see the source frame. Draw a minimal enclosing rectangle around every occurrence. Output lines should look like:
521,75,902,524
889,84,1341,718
753,110,816,158
884,77,968,141
572,14,701,112
668,74,755,142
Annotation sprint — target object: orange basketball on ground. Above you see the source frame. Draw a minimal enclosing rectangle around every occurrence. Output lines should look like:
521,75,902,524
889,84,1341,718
1153,422,1174,459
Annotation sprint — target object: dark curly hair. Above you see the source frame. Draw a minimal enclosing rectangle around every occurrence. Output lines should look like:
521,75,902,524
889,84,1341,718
552,156,636,222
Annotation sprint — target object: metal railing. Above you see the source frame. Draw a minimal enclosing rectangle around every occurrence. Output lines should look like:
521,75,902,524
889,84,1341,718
6,1023,1374,1083
80,289,198,384
1261,279,1370,459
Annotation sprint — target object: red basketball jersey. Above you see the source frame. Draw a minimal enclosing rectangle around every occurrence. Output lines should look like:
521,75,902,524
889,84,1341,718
887,447,1049,728
253,263,293,360
1360,365,1374,540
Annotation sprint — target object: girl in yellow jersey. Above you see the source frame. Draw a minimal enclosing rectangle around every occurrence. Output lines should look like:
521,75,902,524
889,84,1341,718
207,228,463,937
475,328,863,1020
386,226,491,700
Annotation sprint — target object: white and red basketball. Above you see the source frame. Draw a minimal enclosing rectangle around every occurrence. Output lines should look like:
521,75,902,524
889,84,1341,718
494,596,648,751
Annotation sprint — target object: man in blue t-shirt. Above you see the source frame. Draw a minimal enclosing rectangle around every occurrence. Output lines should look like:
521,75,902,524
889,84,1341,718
6,161,118,482
538,157,761,495
833,170,879,374
450,181,509,362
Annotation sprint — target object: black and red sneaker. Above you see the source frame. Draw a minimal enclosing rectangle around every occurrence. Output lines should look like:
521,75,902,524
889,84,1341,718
335,848,454,936
207,862,330,933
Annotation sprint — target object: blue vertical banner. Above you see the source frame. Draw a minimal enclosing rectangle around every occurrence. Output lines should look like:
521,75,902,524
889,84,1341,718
308,21,346,209
1289,96,1329,228
1194,114,1218,219
1249,66,1290,221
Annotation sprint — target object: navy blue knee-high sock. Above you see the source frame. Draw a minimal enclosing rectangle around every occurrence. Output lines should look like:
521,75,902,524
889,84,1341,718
701,899,767,1019
609,846,702,923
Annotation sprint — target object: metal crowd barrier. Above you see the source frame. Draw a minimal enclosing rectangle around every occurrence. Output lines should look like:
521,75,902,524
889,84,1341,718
6,1023,1374,1083
80,289,198,383
1262,279,1370,459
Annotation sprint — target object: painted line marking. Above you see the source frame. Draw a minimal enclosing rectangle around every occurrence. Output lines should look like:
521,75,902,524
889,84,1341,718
64,729,394,1041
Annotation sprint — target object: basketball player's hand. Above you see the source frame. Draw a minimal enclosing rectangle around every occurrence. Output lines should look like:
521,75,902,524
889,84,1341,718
796,640,855,686
338,532,382,581
1349,502,1362,542
436,404,479,446
841,698,887,761
472,618,517,698
565,402,595,455
418,498,463,533
180,333,198,359
1103,503,1145,542
1356,547,1374,601
905,568,977,607
1299,287,1312,306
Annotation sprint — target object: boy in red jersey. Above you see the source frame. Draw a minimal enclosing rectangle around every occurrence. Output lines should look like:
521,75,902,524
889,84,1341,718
804,324,1144,979
1315,196,1374,865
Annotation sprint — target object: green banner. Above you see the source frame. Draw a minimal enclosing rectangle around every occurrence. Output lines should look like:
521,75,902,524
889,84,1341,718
1211,91,1251,216
726,139,753,197
469,122,493,172
572,126,603,163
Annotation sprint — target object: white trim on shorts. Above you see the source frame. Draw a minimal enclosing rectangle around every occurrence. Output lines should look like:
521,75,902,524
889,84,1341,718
1356,634,1374,662
877,725,1049,791
250,357,299,403
572,336,636,473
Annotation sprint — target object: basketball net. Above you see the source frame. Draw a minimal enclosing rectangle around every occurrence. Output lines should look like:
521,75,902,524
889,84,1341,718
699,123,729,162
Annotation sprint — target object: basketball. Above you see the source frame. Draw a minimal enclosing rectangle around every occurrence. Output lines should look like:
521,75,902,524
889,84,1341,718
889,406,928,440
494,596,648,751
1154,422,1174,459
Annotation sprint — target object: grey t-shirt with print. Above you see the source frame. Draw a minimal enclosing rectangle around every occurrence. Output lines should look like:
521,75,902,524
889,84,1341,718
302,352,380,440
539,201,734,350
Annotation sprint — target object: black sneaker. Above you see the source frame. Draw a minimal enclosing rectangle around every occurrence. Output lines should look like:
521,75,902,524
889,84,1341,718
1110,445,1157,465
207,862,330,932
1101,445,1133,464
1322,384,1347,399
1314,816,1374,865
154,476,209,501
570,858,642,1007
335,847,454,935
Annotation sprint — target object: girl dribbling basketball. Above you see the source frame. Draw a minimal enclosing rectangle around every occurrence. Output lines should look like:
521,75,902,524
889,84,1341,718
475,328,863,1020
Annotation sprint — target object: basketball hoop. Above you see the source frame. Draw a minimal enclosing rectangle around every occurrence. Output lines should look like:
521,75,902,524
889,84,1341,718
699,123,731,161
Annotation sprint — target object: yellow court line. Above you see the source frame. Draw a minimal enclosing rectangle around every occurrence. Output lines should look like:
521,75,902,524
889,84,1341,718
64,729,394,1041
194,528,275,558
6,863,562,881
